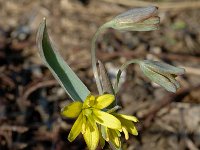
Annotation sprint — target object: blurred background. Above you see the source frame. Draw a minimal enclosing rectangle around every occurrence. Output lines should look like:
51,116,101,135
0,0,200,150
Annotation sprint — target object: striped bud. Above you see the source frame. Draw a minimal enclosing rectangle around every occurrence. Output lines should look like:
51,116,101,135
107,6,160,31
139,60,185,92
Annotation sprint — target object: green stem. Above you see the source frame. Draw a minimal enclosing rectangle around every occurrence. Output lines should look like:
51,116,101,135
114,59,141,93
91,22,111,95
107,105,121,113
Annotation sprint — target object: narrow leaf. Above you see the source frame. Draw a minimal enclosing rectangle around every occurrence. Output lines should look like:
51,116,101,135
98,60,115,95
36,19,90,101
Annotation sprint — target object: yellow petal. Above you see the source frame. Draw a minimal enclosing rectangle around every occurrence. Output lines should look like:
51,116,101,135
94,94,115,109
93,109,121,129
99,127,105,149
83,120,99,150
87,115,96,131
116,114,138,122
82,115,87,134
83,94,95,108
115,129,121,137
107,129,121,148
101,126,109,141
122,126,129,140
105,127,109,141
127,124,138,136
61,102,82,118
120,118,138,136
68,113,83,142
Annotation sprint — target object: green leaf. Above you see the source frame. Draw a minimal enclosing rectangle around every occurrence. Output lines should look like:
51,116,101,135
36,19,90,101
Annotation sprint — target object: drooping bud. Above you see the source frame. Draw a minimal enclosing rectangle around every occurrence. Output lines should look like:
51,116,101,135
106,6,160,31
138,60,185,92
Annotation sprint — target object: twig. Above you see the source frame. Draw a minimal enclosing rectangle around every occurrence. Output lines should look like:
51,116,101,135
98,51,200,63
180,66,200,76
0,73,15,88
21,79,58,101
185,137,199,150
179,108,187,149
0,130,12,149
139,84,200,130
153,52,200,64
0,125,28,133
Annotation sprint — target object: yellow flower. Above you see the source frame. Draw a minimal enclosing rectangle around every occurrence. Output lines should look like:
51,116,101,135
114,114,138,140
101,126,122,148
100,113,138,149
61,94,121,150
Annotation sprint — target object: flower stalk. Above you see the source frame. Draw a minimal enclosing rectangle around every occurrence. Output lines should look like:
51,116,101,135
91,22,111,94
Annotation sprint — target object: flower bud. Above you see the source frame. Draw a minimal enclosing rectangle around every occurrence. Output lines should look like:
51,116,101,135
107,6,160,31
139,60,185,92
